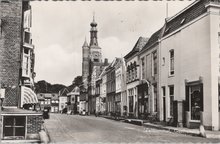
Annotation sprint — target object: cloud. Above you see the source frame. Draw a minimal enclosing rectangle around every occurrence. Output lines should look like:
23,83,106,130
35,44,81,85
99,37,131,62
31,1,194,86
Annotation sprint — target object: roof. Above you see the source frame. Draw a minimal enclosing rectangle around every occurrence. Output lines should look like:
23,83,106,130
67,86,80,95
37,94,44,100
59,88,69,96
82,39,89,47
36,93,58,99
163,0,207,37
124,37,148,59
2,108,42,115
141,28,163,51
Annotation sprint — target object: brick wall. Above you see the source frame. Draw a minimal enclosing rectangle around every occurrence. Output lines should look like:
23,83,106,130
27,115,43,134
0,1,23,106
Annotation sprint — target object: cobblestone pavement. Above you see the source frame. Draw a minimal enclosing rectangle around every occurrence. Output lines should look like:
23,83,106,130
44,113,220,143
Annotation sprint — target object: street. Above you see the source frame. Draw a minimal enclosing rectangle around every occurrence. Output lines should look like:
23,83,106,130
44,113,219,143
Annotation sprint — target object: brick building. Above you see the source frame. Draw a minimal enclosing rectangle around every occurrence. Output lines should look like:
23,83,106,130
0,0,42,141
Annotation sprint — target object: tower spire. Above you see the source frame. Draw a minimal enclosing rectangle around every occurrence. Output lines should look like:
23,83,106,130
83,36,88,47
90,13,98,46
93,11,95,22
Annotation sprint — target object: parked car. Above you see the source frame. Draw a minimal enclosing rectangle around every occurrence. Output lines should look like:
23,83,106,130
62,108,67,114
43,109,50,119
81,110,86,116
67,110,72,115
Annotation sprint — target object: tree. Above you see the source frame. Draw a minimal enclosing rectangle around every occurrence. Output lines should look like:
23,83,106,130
72,76,82,86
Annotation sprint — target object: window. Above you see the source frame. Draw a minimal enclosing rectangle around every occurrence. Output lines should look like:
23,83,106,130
153,84,157,112
45,99,50,105
141,57,145,79
169,86,174,117
128,89,134,113
24,31,31,44
218,33,220,73
135,67,137,79
219,85,220,112
152,51,157,76
3,116,26,139
22,47,31,77
169,50,174,76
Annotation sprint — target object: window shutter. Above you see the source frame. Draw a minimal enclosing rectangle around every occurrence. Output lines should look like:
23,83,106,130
185,85,189,111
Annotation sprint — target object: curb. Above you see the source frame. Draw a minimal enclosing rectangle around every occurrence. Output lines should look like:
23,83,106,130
42,122,51,143
143,123,202,138
100,115,220,139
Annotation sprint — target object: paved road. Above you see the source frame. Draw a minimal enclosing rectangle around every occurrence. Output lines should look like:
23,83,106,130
44,113,219,143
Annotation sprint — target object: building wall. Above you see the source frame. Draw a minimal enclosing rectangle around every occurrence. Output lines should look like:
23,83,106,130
160,11,219,129
82,44,89,81
139,45,160,118
59,96,67,111
126,55,139,117
27,115,43,135
209,5,220,130
0,0,23,106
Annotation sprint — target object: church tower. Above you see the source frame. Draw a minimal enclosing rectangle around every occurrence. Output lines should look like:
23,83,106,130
89,16,102,64
82,38,90,81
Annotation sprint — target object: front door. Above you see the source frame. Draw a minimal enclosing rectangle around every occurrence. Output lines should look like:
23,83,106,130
3,116,26,140
190,85,203,121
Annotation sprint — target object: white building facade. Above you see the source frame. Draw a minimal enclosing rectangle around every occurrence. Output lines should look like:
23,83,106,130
160,0,220,130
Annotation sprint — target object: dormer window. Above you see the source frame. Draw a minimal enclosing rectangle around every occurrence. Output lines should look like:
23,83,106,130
165,27,170,34
180,18,186,25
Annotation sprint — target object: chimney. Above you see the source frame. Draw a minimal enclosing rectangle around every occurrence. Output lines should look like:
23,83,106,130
104,58,108,66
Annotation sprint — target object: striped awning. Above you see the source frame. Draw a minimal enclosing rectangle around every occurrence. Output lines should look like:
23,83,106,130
21,86,38,106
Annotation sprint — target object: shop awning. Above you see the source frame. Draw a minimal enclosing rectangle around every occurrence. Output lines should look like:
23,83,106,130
21,86,38,106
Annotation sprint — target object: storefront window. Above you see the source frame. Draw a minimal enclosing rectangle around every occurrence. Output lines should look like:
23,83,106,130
3,116,26,139
129,96,133,113
190,85,201,120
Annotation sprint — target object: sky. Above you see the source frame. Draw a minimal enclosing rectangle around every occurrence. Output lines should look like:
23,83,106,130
31,0,194,86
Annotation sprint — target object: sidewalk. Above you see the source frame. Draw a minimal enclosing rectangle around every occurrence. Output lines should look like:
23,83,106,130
143,122,220,139
101,115,220,139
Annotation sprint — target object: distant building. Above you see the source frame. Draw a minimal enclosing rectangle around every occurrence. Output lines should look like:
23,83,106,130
58,88,68,113
51,94,59,113
115,58,127,116
81,16,109,115
67,86,80,114
124,37,148,118
37,93,59,113
138,30,162,120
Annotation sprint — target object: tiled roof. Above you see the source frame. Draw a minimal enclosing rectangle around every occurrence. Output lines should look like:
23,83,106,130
37,94,44,100
163,0,207,37
59,88,69,96
141,28,163,51
124,37,148,59
52,94,59,100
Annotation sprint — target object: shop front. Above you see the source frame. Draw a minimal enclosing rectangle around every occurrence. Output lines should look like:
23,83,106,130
1,108,43,140
137,82,149,119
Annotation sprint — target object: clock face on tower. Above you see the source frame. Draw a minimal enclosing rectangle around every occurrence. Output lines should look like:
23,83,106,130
93,52,99,58
92,51,100,62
